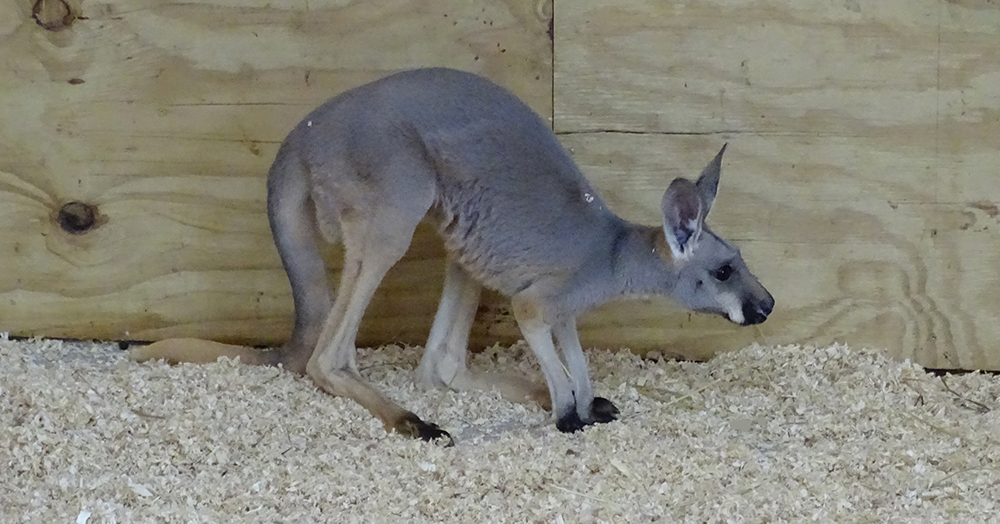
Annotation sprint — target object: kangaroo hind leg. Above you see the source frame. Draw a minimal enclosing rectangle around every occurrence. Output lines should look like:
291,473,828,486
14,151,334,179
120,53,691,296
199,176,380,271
417,260,551,410
305,166,449,442
416,259,480,390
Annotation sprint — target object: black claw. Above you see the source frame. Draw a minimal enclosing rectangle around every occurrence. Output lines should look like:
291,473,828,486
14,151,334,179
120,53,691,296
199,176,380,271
590,397,619,424
556,411,587,433
420,424,455,447
398,414,455,446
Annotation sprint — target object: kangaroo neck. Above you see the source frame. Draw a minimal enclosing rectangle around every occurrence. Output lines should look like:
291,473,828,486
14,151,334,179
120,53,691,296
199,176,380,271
610,222,678,299
561,220,678,318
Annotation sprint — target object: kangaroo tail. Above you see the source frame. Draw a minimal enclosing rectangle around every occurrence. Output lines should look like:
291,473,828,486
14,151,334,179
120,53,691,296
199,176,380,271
130,338,275,366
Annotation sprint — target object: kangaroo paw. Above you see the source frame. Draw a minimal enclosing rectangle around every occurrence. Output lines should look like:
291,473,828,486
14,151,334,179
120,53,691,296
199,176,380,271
590,397,619,424
396,413,454,446
556,411,588,433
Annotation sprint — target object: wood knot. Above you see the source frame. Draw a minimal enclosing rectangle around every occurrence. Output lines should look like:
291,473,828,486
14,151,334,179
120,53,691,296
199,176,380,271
57,202,99,234
33,0,78,31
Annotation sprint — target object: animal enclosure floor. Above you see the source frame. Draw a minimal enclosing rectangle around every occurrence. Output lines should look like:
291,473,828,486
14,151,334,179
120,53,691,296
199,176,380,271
2,337,999,524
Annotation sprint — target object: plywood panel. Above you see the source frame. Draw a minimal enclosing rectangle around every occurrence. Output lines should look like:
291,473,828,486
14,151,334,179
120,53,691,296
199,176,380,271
556,0,1000,369
564,134,999,369
0,0,552,346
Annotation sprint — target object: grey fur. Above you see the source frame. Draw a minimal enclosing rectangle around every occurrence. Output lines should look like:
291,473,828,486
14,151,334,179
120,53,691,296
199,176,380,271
267,68,774,436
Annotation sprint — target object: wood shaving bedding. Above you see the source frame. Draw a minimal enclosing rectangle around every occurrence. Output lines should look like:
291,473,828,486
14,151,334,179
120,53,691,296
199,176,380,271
2,336,999,523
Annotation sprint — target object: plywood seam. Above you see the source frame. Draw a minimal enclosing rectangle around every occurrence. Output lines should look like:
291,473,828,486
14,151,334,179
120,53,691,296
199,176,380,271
548,0,555,127
555,129,898,138
558,129,744,137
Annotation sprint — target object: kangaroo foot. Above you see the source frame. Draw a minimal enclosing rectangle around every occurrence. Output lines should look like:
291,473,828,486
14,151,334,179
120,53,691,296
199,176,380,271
590,397,619,424
555,397,619,433
394,413,454,446
556,411,588,433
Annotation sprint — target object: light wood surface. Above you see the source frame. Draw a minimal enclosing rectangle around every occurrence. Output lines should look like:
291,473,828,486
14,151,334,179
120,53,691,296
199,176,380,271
556,0,1000,369
3,0,998,370
0,0,552,346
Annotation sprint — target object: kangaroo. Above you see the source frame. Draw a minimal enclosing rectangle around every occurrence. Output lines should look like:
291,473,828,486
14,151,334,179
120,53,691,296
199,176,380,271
132,67,774,442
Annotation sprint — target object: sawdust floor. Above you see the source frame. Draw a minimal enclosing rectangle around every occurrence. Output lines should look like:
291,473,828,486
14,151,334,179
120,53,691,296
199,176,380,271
2,337,1000,523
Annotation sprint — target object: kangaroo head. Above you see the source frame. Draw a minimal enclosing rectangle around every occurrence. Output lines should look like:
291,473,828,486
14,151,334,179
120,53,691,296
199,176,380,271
660,145,774,326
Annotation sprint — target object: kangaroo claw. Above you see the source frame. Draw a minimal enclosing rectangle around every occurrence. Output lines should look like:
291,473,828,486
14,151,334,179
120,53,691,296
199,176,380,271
397,414,454,446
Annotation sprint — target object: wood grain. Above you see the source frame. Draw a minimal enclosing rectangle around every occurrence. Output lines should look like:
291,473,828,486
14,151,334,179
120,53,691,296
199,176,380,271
0,0,552,346
5,0,998,371
556,0,1000,369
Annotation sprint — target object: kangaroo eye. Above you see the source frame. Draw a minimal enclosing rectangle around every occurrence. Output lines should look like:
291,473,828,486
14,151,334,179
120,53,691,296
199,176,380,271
712,264,733,282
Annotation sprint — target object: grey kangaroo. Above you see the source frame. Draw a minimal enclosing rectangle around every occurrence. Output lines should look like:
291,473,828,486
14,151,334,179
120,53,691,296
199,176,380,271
133,67,774,442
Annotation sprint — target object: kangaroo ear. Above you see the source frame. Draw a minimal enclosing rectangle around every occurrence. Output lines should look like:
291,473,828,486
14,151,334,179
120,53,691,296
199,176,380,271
661,178,705,260
695,143,726,215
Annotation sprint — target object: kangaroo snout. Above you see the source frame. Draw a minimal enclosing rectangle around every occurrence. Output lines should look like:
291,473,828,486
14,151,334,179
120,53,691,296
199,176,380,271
740,294,774,326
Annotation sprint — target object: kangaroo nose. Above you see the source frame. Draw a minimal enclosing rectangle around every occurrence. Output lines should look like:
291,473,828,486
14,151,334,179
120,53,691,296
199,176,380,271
741,297,773,326
759,298,773,317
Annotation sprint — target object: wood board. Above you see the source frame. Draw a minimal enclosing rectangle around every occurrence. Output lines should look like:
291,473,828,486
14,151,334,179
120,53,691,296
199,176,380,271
0,0,552,347
555,0,1000,369
4,0,998,371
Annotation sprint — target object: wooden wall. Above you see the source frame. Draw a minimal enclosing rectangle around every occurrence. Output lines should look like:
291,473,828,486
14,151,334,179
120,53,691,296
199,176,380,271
0,0,551,347
1,0,998,370
556,0,1000,369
